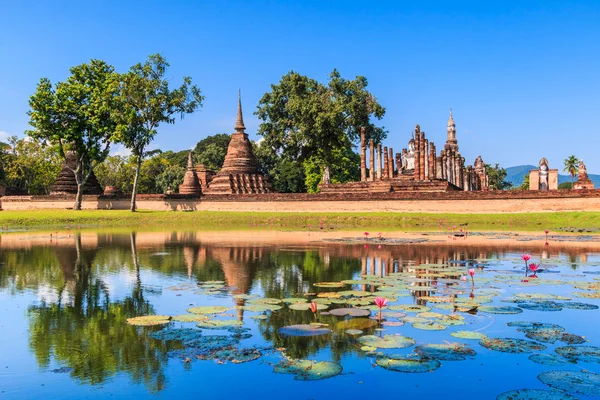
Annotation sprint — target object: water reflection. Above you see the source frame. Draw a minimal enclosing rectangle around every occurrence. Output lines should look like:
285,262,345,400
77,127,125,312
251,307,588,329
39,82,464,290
0,231,597,394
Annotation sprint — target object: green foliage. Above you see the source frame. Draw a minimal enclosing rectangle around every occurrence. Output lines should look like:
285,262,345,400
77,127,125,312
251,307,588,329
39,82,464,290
155,165,185,194
27,59,122,208
559,182,573,190
303,147,360,193
1,136,61,194
114,54,203,210
516,173,530,190
193,133,230,172
255,69,386,177
94,155,135,193
485,163,512,190
564,155,579,184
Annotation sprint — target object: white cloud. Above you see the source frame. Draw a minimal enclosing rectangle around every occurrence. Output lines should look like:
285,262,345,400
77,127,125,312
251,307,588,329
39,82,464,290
110,144,132,157
0,130,10,142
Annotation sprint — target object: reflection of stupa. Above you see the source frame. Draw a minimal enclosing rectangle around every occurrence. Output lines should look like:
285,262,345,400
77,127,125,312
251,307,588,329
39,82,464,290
209,247,261,320
54,235,99,302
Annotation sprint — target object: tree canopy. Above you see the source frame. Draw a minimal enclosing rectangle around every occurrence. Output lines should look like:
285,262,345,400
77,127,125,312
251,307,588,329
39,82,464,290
485,163,512,190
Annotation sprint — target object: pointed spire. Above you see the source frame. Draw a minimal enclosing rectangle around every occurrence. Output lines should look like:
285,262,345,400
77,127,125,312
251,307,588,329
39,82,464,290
187,151,194,170
235,89,245,132
448,107,455,127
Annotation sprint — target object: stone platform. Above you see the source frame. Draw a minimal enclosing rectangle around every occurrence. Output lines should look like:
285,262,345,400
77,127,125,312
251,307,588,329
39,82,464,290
320,177,459,194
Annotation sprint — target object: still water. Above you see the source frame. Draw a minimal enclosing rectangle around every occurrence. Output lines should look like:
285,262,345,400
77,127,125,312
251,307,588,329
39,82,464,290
1,231,600,399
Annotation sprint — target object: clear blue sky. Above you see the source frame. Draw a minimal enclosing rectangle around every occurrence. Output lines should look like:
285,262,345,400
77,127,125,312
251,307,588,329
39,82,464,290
1,1,598,172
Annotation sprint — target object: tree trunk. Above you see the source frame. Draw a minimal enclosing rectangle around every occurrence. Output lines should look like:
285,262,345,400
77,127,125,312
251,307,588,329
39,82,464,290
130,156,142,212
74,183,84,210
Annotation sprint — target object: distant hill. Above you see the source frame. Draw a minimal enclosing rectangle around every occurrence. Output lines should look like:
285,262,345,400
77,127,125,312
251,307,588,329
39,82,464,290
505,165,600,188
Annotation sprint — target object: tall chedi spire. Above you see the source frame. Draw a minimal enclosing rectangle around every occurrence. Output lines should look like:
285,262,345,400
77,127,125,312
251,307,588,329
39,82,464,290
204,91,272,194
444,107,459,152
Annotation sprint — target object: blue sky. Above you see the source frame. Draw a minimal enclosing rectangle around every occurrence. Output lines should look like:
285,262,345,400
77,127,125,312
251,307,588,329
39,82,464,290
1,1,598,172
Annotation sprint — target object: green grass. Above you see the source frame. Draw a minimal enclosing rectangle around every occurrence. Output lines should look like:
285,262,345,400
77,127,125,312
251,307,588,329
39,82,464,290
0,210,599,233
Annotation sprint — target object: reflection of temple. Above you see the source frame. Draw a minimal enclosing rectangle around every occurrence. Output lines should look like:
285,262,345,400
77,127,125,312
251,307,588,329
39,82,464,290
321,110,490,193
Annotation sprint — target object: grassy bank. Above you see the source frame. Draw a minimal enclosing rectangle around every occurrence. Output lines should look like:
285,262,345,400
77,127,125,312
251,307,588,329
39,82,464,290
0,210,599,232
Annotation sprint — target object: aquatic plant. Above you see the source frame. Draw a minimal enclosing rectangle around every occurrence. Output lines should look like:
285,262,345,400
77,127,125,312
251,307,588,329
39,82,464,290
468,268,475,285
274,359,342,380
309,301,318,321
538,370,600,396
529,263,540,277
374,297,388,322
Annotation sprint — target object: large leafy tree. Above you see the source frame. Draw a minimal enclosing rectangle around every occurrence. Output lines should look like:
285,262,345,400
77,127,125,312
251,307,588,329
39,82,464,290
115,54,203,211
255,69,385,190
193,133,230,172
27,60,121,209
563,155,579,186
485,163,512,190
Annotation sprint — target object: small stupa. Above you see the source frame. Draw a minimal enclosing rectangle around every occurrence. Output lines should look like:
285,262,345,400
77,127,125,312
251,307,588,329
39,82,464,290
178,151,202,196
574,160,595,190
50,151,103,195
205,91,272,194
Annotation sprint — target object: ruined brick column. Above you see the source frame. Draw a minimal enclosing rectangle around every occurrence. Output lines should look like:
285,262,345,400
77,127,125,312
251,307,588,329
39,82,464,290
419,132,426,180
369,139,375,181
395,152,402,173
383,146,389,179
376,144,382,180
436,155,443,180
388,147,394,178
463,167,469,191
430,143,436,180
454,154,462,188
414,135,420,181
424,138,429,180
446,149,453,184
360,127,367,182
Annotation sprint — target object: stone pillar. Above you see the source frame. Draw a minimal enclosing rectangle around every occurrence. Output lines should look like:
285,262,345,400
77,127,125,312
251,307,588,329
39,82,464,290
383,146,389,179
424,139,429,180
388,147,394,178
419,133,426,180
376,144,382,180
463,168,469,191
436,156,443,179
446,150,453,184
414,137,420,181
369,139,375,182
430,143,436,180
395,153,402,174
360,127,367,182
454,154,462,188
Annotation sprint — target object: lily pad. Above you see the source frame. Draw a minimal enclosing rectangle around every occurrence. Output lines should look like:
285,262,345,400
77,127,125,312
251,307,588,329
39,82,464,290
345,329,363,335
507,321,565,332
187,306,230,314
480,337,547,353
529,354,574,366
558,302,599,310
358,334,416,349
413,322,447,331
329,308,371,317
517,302,563,312
525,329,586,345
151,328,203,343
496,388,578,399
126,315,171,326
479,306,523,314
196,319,243,329
389,304,431,313
538,370,600,396
376,355,441,373
197,347,261,364
274,359,342,380
313,282,347,288
415,343,476,361
288,302,328,311
281,298,307,304
336,318,377,331
279,324,331,337
171,314,208,323
555,346,600,363
240,303,283,312
338,290,372,297
451,331,487,340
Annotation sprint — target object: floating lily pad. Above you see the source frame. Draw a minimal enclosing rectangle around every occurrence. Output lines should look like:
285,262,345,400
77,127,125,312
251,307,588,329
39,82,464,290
329,308,371,317
336,318,378,331
345,329,363,335
281,298,307,304
317,292,342,299
274,359,342,380
126,315,171,326
338,290,372,297
187,306,230,314
249,298,283,304
389,305,431,313
555,346,600,363
415,343,476,360
517,302,563,312
151,328,203,343
314,282,347,288
196,319,243,329
250,314,268,320
382,321,405,327
479,306,523,314
413,322,447,331
240,303,283,312
529,354,574,366
288,302,328,311
451,331,487,340
480,337,547,353
358,334,416,349
376,355,441,373
496,388,578,399
171,314,208,323
525,329,586,345
572,291,600,299
197,347,261,364
279,324,331,337
558,302,599,310
507,321,565,332
514,293,572,301
538,370,600,396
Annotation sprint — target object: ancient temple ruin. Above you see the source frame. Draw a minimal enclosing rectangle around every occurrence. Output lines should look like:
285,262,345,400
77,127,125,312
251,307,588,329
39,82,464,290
529,158,558,190
320,110,489,193
205,92,272,194
574,160,595,190
50,151,103,195
178,151,203,196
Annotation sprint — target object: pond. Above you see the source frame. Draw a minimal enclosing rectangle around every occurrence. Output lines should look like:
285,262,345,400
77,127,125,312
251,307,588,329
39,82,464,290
1,231,600,399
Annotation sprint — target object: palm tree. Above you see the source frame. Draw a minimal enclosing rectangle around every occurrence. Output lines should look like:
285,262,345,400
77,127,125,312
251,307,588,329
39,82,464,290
563,155,579,187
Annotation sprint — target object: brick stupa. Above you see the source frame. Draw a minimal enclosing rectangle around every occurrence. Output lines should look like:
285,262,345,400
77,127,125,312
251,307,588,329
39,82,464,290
205,92,272,194
574,160,595,190
50,151,103,195
178,151,202,196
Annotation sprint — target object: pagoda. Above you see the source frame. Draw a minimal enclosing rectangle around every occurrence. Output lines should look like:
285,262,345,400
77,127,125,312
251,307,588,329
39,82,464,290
178,151,202,196
50,151,103,195
205,92,272,194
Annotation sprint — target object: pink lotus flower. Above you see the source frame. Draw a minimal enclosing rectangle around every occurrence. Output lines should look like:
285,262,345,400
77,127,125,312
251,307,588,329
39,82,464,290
461,276,467,281
375,297,388,309
521,254,531,262
529,263,539,272
364,232,369,237
468,268,475,285
377,245,382,250
544,230,549,234
309,301,318,320
364,244,369,249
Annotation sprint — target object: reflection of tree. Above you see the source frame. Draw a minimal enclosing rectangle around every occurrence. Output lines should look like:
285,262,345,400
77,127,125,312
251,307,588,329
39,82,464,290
27,233,168,392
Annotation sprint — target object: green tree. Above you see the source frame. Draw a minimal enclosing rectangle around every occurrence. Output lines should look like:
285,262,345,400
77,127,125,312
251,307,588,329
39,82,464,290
94,155,135,194
115,54,203,212
27,60,121,209
564,155,579,186
193,133,230,172
558,182,573,190
516,173,530,190
255,69,385,186
303,146,360,193
1,136,62,194
155,164,185,194
485,163,512,190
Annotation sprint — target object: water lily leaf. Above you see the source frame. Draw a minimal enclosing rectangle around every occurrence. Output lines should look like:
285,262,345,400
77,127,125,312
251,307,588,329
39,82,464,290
555,346,600,363
151,328,203,343
187,306,230,314
417,312,444,319
525,329,586,345
329,308,371,317
281,298,307,303
273,359,342,380
376,355,441,373
557,302,599,310
415,343,476,360
413,322,447,331
336,318,377,331
196,319,243,329
479,306,523,314
517,302,563,312
538,370,600,396
572,291,600,299
507,321,565,332
126,315,171,326
496,388,578,399
317,292,342,299
358,334,416,349
288,303,328,311
240,303,283,312
345,329,363,335
382,312,407,319
514,293,572,301
171,314,208,323
451,331,487,340
529,354,575,366
338,290,372,297
248,298,283,305
279,324,331,337
197,347,261,364
381,321,405,327
402,316,430,324
389,304,431,313
480,337,547,353
314,282,347,288
250,314,269,320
